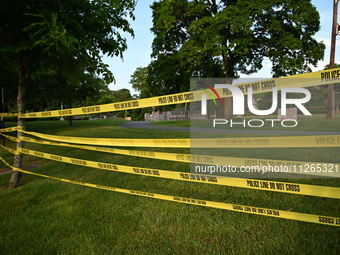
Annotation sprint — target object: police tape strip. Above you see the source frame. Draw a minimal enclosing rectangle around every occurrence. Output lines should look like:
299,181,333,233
0,156,339,227
0,126,21,133
0,113,18,117
4,67,338,118
2,133,337,178
1,143,338,199
21,130,190,147
20,130,340,148
0,144,18,155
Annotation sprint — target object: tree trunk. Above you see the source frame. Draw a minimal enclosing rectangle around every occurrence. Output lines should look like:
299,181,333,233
68,99,73,126
9,58,26,188
223,89,233,119
223,55,234,119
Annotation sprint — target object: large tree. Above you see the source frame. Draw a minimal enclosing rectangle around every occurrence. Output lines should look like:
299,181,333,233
0,0,136,187
150,0,325,116
130,67,151,98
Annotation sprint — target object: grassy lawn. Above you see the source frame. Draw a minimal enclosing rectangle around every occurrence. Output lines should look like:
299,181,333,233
0,118,339,254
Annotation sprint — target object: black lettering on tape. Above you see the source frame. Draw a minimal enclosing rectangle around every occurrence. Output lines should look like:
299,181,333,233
321,70,340,82
285,184,300,192
41,112,52,117
21,149,30,154
315,136,337,145
232,205,243,211
247,180,260,187
98,163,118,170
133,168,158,176
71,159,87,166
34,151,44,157
96,184,115,191
130,190,154,197
59,109,72,115
50,155,63,161
319,216,335,224
82,106,101,113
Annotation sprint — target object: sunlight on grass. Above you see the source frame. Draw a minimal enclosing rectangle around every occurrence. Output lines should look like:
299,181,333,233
0,118,339,254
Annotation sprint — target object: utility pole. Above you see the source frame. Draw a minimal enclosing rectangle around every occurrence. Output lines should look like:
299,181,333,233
326,0,339,120
60,102,64,121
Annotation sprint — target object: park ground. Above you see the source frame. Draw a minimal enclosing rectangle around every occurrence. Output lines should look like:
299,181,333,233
0,116,339,254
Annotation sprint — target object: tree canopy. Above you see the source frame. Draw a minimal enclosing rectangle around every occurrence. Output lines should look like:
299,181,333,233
149,0,325,88
0,0,137,188
0,0,136,114
0,0,136,82
143,0,326,117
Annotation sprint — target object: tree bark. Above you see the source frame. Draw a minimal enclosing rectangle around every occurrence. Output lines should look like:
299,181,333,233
223,92,233,119
326,0,338,120
9,57,26,188
222,55,234,119
68,99,73,126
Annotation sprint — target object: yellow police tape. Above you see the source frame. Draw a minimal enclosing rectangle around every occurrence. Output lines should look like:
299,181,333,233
1,143,338,199
0,156,339,227
1,133,337,178
0,112,18,117
0,126,21,133
21,130,340,148
1,67,338,118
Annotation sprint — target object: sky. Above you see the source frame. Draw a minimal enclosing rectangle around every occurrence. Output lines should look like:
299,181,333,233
105,0,340,94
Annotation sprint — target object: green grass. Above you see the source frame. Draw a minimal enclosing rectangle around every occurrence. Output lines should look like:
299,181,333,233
0,118,339,254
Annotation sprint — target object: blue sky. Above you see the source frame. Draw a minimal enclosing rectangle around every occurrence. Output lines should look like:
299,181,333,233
105,0,339,94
